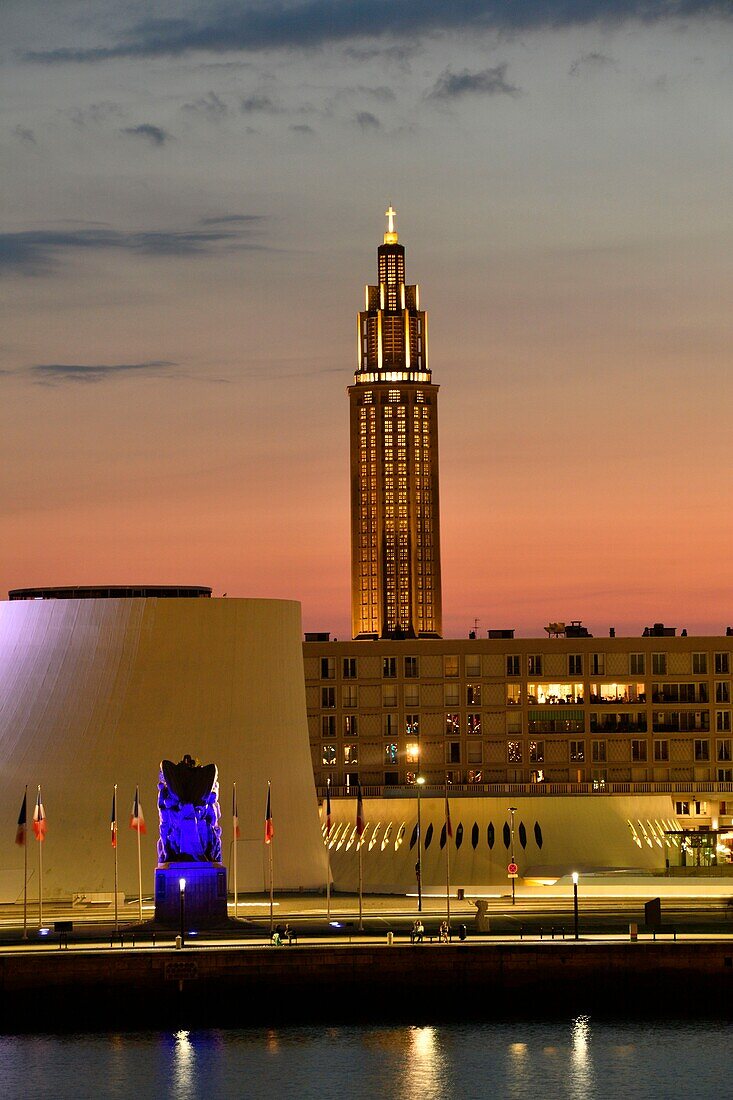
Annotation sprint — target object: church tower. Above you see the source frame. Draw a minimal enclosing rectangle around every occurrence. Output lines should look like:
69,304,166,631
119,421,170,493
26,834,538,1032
349,208,442,639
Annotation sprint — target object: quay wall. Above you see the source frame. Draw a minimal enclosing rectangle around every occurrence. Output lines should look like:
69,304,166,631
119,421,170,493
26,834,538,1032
2,941,733,1029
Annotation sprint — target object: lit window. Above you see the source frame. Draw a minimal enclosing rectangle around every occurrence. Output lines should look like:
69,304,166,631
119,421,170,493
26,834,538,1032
342,685,358,708
445,713,460,736
406,743,419,765
466,714,481,736
384,743,398,765
466,684,481,706
444,655,459,677
529,741,544,763
465,654,481,677
344,715,359,737
506,684,522,706
322,744,336,765
569,740,585,762
344,744,358,765
507,741,522,763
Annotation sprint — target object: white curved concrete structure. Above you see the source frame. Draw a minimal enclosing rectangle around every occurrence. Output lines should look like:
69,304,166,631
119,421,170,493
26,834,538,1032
321,794,682,893
0,597,327,901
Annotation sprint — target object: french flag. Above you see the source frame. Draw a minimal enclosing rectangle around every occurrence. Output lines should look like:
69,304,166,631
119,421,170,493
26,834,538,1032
32,786,47,842
15,788,27,847
233,783,241,840
355,781,365,837
264,783,274,844
110,787,118,848
130,786,146,834
325,776,332,838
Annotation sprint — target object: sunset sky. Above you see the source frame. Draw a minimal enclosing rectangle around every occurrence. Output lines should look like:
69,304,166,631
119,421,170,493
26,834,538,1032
2,1,732,640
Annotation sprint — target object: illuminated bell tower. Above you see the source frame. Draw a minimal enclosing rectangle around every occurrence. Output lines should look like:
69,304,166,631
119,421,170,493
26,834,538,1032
349,207,442,639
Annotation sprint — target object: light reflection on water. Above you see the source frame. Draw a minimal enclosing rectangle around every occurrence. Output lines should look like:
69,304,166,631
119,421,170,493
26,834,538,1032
0,1018,729,1100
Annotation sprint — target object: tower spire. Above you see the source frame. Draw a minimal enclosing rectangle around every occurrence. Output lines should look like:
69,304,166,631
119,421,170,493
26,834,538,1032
348,217,442,640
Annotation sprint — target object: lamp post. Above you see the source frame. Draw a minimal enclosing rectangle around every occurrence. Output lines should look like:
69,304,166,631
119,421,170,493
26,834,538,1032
508,806,517,906
416,776,425,912
572,871,579,940
179,877,186,948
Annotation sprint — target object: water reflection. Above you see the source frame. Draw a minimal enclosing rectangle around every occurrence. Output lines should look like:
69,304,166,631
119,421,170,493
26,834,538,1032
172,1029,196,1099
401,1026,445,1100
569,1015,594,1099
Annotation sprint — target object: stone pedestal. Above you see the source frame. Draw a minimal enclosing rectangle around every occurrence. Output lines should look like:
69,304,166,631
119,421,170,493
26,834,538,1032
154,863,228,929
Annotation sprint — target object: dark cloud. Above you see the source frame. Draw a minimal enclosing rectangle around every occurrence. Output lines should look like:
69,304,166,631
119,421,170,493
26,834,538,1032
240,94,281,113
429,63,521,99
28,361,177,385
121,123,171,145
23,2,733,64
290,123,315,134
569,51,617,74
199,214,264,225
13,126,37,144
68,102,124,127
355,110,380,129
182,91,229,119
0,224,266,276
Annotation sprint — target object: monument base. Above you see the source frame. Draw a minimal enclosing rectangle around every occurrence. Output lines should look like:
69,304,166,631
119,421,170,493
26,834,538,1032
154,863,229,930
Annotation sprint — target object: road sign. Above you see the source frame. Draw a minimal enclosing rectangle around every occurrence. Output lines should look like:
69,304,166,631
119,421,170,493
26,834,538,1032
507,862,518,877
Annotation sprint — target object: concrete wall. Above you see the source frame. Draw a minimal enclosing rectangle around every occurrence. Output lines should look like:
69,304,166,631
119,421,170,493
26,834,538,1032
321,794,680,892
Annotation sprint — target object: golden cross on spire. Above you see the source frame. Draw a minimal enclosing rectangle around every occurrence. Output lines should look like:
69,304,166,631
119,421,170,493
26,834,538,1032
385,205,396,234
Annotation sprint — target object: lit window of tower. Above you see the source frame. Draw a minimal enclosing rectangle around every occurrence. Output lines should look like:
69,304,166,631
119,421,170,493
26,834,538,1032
349,207,442,639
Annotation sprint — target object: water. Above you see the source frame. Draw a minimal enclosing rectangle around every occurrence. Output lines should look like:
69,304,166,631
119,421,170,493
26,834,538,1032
1,1018,730,1100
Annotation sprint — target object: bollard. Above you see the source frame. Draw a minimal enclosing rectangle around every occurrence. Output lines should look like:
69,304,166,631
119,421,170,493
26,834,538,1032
175,935,183,950
387,931,394,946
629,922,638,941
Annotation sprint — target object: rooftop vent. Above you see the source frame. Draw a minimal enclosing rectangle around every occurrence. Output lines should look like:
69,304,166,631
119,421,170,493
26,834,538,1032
642,623,676,637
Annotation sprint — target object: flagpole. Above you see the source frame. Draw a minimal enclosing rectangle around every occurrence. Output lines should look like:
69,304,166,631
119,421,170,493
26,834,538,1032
269,840,274,935
22,785,28,940
358,838,363,932
136,791,143,923
113,785,119,933
23,824,28,939
325,777,331,922
355,781,364,933
445,776,452,936
233,782,238,920
37,786,43,929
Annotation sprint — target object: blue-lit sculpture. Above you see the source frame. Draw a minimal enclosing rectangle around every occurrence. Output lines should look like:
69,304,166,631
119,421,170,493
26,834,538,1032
153,753,230,929
157,754,222,863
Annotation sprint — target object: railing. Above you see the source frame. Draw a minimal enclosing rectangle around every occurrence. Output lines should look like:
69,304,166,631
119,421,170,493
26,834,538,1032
317,780,733,799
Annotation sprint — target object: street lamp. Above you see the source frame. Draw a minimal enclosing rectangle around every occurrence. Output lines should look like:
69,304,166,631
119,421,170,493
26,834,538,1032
416,776,426,913
508,807,517,906
572,871,579,940
179,877,186,947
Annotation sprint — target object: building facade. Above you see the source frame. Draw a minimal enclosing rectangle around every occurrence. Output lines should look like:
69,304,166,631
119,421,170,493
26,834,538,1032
349,207,442,639
304,625,733,799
